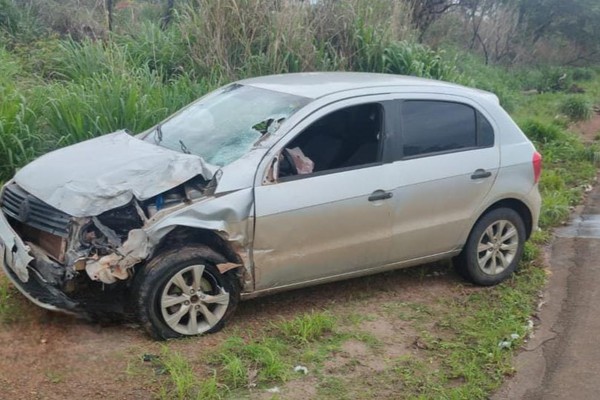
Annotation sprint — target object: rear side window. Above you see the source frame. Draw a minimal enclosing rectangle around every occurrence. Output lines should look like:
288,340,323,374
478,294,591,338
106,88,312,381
479,111,494,147
400,100,493,158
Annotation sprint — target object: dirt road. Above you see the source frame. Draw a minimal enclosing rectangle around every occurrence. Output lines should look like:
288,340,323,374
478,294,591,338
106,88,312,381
494,180,600,399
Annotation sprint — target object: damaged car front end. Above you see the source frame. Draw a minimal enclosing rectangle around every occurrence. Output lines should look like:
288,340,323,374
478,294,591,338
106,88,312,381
0,82,309,334
0,131,246,318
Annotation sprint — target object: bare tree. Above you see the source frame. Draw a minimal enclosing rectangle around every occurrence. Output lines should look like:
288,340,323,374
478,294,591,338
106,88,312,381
104,0,114,32
411,0,459,40
460,0,523,65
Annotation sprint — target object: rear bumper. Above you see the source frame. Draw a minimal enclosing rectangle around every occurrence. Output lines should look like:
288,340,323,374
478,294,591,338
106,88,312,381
529,185,542,234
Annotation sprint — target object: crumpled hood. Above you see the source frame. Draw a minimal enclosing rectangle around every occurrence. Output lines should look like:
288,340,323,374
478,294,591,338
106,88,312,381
14,130,217,217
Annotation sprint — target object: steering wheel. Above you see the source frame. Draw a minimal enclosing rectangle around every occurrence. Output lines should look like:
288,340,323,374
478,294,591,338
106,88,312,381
280,148,298,177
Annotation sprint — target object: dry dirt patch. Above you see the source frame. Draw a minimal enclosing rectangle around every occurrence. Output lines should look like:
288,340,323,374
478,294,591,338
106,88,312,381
572,109,600,142
0,262,466,399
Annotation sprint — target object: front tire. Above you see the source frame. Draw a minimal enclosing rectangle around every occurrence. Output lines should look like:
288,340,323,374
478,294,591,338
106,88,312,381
455,208,526,286
135,246,240,340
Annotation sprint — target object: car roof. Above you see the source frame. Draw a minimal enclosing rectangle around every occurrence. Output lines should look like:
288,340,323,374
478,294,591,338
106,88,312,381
237,72,497,102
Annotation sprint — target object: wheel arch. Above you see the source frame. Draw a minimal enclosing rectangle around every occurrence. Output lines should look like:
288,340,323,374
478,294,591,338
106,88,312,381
475,198,534,240
152,226,244,264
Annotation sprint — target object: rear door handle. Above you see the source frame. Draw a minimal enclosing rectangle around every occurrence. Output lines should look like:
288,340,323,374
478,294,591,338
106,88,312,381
471,169,492,180
368,190,393,202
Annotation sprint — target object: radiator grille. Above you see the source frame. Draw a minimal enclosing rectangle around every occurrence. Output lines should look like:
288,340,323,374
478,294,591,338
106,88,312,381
1,183,71,237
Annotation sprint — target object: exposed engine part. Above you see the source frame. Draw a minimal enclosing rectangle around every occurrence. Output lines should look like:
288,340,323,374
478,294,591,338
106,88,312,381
95,202,144,238
91,217,121,247
85,229,151,284
146,176,209,217
27,242,65,286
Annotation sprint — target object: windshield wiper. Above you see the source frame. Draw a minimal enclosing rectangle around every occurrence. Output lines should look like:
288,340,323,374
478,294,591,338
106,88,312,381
179,139,191,154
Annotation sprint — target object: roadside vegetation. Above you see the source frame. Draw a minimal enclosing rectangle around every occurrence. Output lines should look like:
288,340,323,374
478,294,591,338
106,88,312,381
1,0,599,398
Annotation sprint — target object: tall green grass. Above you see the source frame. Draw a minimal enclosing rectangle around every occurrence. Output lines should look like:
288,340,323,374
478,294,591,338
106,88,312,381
559,96,592,121
0,0,464,183
518,119,598,227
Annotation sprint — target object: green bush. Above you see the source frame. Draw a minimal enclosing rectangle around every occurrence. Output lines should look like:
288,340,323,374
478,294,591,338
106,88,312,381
519,119,565,144
534,67,572,93
382,42,461,81
0,0,20,34
559,96,592,121
572,67,596,82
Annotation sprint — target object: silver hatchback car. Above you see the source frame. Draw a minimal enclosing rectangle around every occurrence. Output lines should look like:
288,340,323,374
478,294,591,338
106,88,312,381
0,73,541,339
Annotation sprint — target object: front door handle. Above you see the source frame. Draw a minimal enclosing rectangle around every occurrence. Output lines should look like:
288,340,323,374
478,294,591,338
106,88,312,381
368,190,393,202
471,169,492,180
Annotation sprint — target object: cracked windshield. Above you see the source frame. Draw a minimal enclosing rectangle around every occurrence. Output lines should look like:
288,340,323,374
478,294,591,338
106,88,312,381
146,84,310,166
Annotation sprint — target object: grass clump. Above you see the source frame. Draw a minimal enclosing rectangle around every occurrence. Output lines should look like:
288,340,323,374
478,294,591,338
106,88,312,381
275,311,336,344
520,119,564,143
559,96,592,122
214,336,290,389
158,349,198,400
155,348,223,400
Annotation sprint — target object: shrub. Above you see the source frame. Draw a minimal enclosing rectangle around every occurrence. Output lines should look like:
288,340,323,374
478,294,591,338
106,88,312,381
534,67,572,93
0,0,41,39
559,96,592,122
519,119,565,144
572,67,595,82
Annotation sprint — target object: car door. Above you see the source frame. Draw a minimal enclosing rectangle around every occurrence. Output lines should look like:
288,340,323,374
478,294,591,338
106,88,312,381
386,96,500,262
251,97,396,291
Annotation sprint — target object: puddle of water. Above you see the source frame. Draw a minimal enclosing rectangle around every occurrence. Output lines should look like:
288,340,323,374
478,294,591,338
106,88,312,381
556,214,600,239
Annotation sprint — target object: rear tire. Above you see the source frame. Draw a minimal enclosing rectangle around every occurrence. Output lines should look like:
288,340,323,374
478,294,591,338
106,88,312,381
455,208,525,286
134,246,240,340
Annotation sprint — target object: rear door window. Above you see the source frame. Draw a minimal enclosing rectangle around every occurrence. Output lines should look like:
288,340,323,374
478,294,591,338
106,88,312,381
400,100,490,158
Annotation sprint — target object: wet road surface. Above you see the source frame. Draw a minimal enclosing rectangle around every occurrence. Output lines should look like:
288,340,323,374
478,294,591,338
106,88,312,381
494,183,600,399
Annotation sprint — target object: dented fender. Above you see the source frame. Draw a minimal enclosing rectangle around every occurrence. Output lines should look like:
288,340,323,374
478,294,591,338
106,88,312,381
84,188,255,288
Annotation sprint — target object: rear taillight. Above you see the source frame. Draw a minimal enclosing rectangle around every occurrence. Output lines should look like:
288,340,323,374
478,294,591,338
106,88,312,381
533,151,542,184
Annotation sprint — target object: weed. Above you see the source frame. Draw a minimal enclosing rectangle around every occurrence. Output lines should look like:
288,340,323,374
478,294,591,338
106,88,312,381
559,96,592,121
215,335,290,389
197,373,223,400
275,311,336,344
244,341,289,382
522,241,540,263
539,190,573,227
157,348,199,400
220,353,246,388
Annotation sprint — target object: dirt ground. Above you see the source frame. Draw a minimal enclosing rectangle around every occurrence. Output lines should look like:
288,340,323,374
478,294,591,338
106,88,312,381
493,175,600,399
493,112,600,399
572,107,600,142
0,262,461,400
